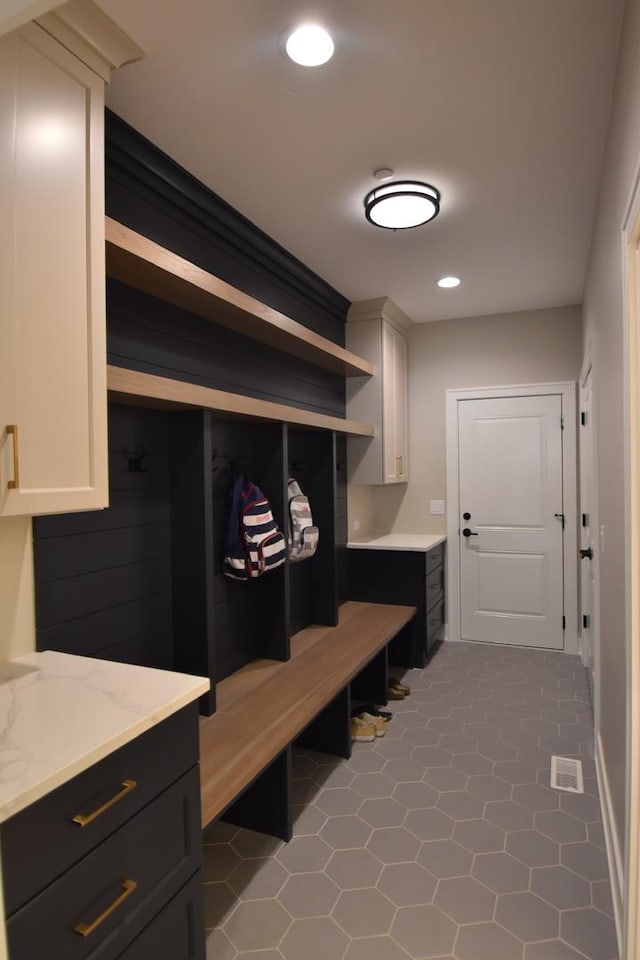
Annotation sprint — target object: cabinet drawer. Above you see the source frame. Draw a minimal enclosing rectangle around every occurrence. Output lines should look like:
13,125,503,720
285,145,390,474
426,542,445,574
6,766,201,960
426,600,445,648
116,873,205,960
1,705,198,916
426,565,445,612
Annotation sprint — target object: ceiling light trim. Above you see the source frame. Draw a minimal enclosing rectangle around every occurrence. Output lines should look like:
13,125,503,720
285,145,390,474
364,180,441,230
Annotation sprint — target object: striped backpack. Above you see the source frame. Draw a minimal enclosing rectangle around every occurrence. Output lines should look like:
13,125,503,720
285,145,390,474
223,475,287,580
287,478,319,562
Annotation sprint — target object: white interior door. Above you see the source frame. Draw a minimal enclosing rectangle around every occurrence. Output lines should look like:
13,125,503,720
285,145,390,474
458,394,565,648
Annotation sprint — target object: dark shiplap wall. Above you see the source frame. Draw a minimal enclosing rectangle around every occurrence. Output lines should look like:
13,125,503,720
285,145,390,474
34,111,351,672
107,279,345,419
35,406,173,668
104,111,349,348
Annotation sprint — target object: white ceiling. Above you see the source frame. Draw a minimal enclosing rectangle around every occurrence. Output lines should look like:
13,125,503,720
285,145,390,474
96,0,624,324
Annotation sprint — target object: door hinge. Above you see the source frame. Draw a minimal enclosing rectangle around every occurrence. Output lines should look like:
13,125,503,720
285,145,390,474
581,411,588,426
560,415,565,430
562,616,566,630
582,513,589,527
583,614,591,629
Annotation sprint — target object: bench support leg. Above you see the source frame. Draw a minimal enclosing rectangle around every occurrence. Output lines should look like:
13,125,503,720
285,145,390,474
296,686,352,759
351,645,389,705
220,747,292,841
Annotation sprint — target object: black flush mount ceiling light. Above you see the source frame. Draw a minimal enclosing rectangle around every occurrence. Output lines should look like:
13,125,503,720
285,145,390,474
364,180,441,230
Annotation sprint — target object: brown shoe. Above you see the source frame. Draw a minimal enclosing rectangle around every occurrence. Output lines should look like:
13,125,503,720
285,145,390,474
387,685,406,700
389,678,411,696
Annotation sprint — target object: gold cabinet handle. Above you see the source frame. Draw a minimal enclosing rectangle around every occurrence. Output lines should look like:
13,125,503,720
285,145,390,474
6,425,19,490
71,779,137,827
74,879,137,937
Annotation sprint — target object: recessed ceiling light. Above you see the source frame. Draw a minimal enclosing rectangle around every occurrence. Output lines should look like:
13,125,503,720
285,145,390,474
285,24,334,66
437,276,461,288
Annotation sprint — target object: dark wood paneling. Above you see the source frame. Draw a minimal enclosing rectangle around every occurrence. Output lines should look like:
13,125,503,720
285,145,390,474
34,405,174,671
33,113,352,717
335,437,349,603
170,411,216,714
107,280,345,419
106,110,349,347
287,428,338,633
34,489,169,539
210,420,289,682
36,558,171,627
34,525,169,582
36,594,172,664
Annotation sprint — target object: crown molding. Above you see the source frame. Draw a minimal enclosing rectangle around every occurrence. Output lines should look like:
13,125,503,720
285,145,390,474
37,0,143,81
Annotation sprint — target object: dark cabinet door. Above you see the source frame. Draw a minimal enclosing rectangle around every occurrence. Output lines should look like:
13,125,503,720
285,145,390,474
7,768,201,960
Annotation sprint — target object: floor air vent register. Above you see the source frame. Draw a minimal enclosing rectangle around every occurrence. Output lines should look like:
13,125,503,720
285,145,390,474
550,755,584,793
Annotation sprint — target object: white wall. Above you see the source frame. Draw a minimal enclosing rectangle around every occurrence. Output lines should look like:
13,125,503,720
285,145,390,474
582,0,640,879
0,517,36,660
348,304,582,538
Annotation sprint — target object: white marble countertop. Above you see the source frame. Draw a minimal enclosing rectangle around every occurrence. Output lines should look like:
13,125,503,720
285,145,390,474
0,651,209,823
347,533,447,551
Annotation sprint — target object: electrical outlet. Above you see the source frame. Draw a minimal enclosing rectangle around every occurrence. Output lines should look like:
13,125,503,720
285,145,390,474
430,500,445,516
353,519,361,531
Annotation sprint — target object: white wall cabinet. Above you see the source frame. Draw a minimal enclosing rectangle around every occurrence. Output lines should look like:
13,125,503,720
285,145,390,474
346,298,411,485
0,6,141,517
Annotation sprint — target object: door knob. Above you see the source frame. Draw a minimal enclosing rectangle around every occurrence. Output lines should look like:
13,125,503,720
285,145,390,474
462,528,479,538
580,547,593,560
463,512,471,521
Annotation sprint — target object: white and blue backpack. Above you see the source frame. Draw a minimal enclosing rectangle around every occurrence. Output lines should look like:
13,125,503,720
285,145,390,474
223,475,287,580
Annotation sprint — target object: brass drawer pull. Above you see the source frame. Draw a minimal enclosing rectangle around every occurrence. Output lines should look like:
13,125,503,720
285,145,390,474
74,879,137,937
6,425,19,490
72,779,137,827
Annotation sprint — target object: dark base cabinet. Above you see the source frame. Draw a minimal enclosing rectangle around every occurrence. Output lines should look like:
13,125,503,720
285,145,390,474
1,706,204,960
117,873,205,960
348,541,446,668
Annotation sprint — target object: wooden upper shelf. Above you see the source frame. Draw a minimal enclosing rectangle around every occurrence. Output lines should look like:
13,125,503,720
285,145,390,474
107,366,375,437
105,218,375,379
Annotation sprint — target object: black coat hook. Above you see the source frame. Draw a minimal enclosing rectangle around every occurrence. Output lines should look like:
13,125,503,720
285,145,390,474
122,448,147,473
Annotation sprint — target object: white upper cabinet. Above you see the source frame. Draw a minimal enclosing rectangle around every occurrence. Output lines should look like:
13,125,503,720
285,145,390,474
0,5,142,517
346,298,411,485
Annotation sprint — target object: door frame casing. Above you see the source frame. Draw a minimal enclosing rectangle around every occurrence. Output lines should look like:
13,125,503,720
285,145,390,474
579,339,601,722
445,382,578,654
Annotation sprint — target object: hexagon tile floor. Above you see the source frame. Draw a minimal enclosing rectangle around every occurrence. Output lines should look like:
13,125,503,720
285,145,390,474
201,641,618,960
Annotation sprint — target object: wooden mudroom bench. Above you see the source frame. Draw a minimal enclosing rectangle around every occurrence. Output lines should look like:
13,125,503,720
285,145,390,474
198,600,416,837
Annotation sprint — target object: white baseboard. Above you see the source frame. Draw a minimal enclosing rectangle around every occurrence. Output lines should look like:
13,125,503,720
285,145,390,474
595,733,624,954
